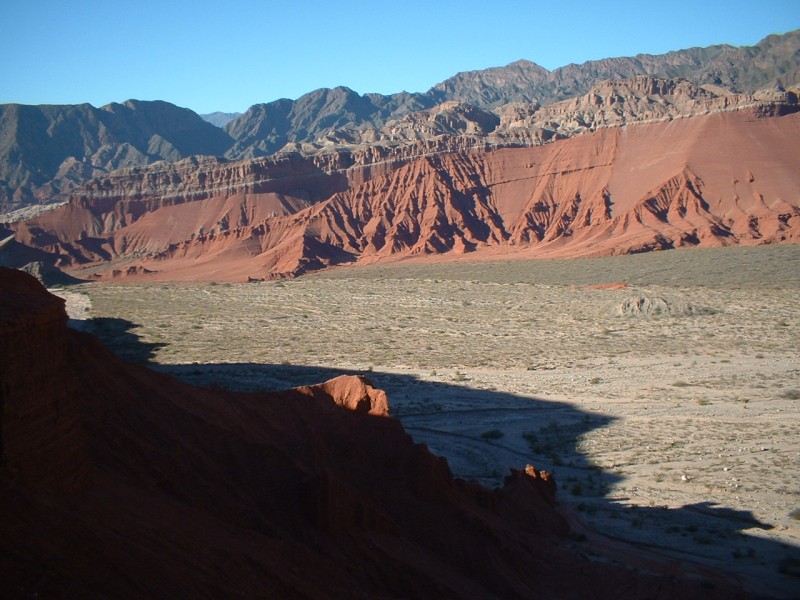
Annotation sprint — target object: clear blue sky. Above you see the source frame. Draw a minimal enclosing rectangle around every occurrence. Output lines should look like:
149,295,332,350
2,0,798,114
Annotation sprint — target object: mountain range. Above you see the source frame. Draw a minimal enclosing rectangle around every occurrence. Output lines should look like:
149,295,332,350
0,30,799,281
1,30,798,214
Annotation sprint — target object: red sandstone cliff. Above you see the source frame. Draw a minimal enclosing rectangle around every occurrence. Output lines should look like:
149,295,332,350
5,93,800,281
0,268,752,598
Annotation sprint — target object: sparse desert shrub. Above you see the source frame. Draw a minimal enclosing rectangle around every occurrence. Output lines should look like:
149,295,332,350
481,429,504,441
671,380,691,388
789,508,800,521
589,376,602,384
524,431,552,453
779,558,800,577
523,432,538,444
780,389,800,400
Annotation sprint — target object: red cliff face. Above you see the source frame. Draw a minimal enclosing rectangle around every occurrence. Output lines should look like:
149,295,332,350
0,269,91,492
0,268,749,598
8,105,800,281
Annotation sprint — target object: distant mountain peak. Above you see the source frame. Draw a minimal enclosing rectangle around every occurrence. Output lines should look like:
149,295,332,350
505,58,550,70
200,111,242,128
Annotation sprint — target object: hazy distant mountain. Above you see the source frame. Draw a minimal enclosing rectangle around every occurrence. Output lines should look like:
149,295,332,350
1,29,797,213
200,111,242,127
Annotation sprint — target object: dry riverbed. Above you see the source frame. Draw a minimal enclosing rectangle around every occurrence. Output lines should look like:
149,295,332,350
57,245,800,597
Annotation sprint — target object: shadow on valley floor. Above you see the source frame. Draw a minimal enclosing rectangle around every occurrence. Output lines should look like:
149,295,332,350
81,316,800,598
78,317,167,364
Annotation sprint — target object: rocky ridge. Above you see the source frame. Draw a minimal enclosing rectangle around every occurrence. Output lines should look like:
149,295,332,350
0,267,749,597
283,76,799,152
1,30,797,214
431,29,800,107
5,91,799,281
0,100,233,208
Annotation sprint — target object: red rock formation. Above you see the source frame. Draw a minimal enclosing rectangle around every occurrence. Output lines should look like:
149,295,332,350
0,269,90,492
295,374,390,416
0,268,752,598
7,105,800,281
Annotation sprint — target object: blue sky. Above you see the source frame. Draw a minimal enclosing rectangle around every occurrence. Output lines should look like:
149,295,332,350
1,0,798,114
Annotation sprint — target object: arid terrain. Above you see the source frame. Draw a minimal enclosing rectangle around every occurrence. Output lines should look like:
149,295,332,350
4,24,799,598
57,243,800,597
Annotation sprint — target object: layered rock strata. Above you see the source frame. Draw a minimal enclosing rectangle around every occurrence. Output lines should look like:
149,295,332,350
7,101,799,281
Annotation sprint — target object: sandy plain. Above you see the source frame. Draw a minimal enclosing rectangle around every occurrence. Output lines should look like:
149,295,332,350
57,244,800,597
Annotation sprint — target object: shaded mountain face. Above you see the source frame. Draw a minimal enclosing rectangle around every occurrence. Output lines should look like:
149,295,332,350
0,100,234,208
1,30,797,214
222,87,439,158
0,267,754,598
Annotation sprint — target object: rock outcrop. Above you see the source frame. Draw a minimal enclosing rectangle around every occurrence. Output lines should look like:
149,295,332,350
295,374,390,416
0,269,90,493
617,295,717,318
0,268,753,597
488,77,799,146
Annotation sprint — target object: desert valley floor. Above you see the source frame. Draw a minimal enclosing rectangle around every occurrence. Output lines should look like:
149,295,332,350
58,244,800,596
